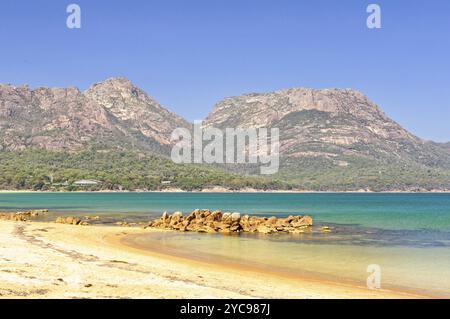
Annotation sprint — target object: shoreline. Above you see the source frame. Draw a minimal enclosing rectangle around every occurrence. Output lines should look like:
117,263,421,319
118,232,437,299
0,220,433,299
1,189,450,194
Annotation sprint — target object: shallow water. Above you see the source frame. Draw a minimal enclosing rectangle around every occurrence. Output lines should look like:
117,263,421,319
1,192,450,230
130,231,450,297
1,192,449,296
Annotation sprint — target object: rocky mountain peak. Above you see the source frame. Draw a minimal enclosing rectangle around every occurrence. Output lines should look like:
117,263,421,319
205,87,394,133
85,77,136,94
85,77,149,107
84,77,190,144
0,77,190,152
203,86,450,171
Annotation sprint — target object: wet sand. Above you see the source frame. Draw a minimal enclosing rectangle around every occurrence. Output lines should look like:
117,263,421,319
0,220,427,298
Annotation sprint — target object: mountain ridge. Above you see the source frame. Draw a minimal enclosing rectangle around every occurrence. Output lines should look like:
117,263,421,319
204,87,450,166
1,77,449,191
0,77,189,153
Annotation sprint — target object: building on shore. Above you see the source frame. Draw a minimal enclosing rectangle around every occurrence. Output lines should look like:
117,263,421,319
73,180,102,187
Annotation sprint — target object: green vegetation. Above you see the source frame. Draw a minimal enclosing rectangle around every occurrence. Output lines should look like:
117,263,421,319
275,156,450,192
0,148,449,192
0,149,291,191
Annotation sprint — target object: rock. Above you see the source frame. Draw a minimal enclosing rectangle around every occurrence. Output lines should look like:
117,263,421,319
145,210,313,234
185,212,196,222
231,212,241,221
0,210,48,222
115,221,131,227
230,224,241,232
55,216,90,226
173,211,183,217
206,210,222,222
321,226,331,232
291,215,313,228
240,215,253,232
256,225,274,234
55,216,64,224
205,226,218,233
170,212,183,225
219,228,232,234
214,222,230,231
85,215,100,220
285,215,295,223
0,78,191,153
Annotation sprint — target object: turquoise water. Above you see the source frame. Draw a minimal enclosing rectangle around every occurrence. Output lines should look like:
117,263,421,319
1,192,449,296
1,192,450,231
130,231,450,297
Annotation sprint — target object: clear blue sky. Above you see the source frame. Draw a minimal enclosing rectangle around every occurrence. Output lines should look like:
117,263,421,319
1,0,449,142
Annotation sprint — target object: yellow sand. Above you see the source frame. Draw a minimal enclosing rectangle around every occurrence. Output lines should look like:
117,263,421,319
0,220,425,299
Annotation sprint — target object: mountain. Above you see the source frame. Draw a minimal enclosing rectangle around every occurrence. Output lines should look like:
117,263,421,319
0,78,449,191
0,77,189,154
204,88,450,191
0,78,286,191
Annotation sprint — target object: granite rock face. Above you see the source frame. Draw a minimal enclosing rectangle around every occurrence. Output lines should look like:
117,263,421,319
203,88,450,189
0,78,189,153
146,209,313,234
204,88,450,169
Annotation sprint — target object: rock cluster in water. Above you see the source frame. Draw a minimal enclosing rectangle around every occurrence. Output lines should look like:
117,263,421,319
55,216,90,226
146,209,313,234
0,209,48,221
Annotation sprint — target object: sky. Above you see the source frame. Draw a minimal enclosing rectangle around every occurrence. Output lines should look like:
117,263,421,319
0,0,449,142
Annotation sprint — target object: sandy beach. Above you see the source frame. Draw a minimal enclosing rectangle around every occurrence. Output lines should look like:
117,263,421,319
0,220,428,299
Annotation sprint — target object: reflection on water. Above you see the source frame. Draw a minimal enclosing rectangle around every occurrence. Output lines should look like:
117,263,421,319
249,223,450,248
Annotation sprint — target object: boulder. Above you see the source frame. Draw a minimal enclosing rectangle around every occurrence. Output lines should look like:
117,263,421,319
169,212,183,227
231,212,241,221
321,226,331,232
291,215,313,228
221,212,231,223
256,225,275,234
55,216,89,226
146,210,313,235
206,210,222,222
0,210,47,222
55,216,65,224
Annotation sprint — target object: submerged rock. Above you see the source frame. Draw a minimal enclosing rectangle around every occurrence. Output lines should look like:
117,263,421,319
146,210,313,234
0,210,48,222
321,226,332,233
55,216,89,226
